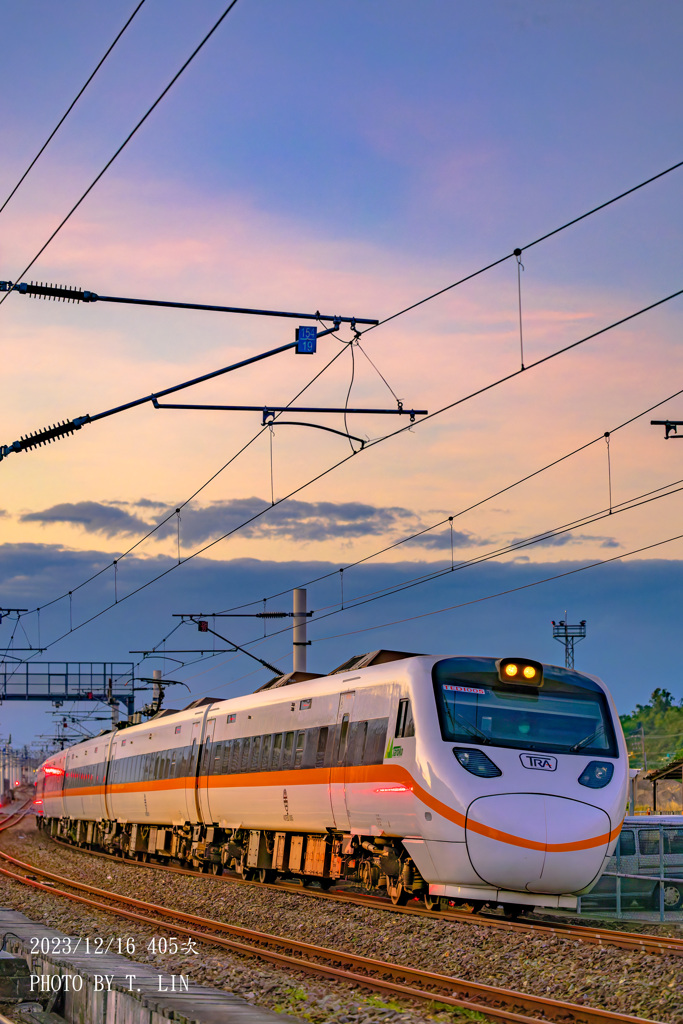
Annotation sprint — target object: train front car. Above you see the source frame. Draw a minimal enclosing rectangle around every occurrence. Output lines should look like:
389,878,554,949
405,656,627,914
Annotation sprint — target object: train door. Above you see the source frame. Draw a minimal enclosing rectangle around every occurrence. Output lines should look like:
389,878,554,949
183,719,203,822
104,740,117,820
197,718,216,824
330,691,354,830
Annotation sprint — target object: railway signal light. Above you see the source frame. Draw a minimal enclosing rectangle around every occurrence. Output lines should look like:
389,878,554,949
197,620,208,632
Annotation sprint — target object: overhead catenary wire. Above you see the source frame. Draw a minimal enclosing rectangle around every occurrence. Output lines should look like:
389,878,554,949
6,162,683,666
8,285,683,667
0,0,148,217
0,0,242,308
359,157,683,335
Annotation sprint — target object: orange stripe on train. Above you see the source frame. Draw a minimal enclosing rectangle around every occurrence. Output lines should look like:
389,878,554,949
43,763,621,853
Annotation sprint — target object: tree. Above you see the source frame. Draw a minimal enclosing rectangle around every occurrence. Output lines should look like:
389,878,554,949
620,689,683,770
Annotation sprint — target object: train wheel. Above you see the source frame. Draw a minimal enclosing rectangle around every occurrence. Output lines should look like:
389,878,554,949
258,868,276,884
389,882,409,906
210,863,223,876
319,878,334,891
423,893,441,912
468,901,484,914
501,903,525,919
301,875,314,888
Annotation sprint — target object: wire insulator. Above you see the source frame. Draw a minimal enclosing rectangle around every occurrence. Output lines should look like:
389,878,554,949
0,415,91,460
21,281,86,302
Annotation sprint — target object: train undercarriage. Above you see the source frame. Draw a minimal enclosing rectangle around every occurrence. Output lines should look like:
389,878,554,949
38,815,456,909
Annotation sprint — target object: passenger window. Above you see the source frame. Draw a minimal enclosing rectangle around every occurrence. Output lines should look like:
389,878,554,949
337,714,350,764
261,734,272,769
668,830,683,855
294,731,305,769
315,727,328,768
639,830,661,856
212,742,222,775
250,736,262,771
240,739,251,772
283,731,294,769
617,830,635,857
395,699,415,738
271,733,283,770
231,739,242,773
356,721,368,765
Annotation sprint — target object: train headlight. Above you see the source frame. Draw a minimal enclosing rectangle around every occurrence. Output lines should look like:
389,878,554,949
496,658,543,686
453,748,502,778
578,761,614,789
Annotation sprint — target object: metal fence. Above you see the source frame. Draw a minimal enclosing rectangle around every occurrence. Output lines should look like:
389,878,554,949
578,821,683,921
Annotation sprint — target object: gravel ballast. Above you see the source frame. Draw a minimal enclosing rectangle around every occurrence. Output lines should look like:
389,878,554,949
0,818,680,1024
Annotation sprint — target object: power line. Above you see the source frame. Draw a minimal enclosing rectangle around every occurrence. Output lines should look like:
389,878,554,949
0,1,148,217
360,158,683,335
0,0,242,307
311,531,683,644
10,285,683,666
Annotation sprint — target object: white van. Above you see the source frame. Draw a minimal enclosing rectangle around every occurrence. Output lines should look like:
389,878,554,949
581,816,683,912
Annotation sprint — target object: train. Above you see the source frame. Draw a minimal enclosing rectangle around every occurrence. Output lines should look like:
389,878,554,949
35,649,628,915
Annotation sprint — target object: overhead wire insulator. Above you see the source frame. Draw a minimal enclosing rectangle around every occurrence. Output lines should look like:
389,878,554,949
0,416,91,460
0,280,99,302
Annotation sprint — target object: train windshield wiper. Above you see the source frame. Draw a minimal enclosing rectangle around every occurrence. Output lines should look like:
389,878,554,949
444,703,491,744
570,724,606,752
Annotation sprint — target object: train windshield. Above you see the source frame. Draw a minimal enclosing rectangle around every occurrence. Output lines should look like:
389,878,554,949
432,659,618,756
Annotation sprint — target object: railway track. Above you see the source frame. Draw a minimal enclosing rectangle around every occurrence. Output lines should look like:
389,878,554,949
36,830,683,960
0,846,667,1024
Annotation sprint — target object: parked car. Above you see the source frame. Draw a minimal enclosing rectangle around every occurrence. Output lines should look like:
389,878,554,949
581,815,683,912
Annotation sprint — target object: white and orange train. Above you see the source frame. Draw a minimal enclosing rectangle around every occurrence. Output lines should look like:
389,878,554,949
36,650,628,914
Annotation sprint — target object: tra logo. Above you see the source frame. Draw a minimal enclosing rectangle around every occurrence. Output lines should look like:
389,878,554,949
519,753,557,771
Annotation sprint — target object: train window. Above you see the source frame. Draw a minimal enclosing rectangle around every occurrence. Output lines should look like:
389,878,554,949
272,733,283,770
240,739,251,772
356,721,368,765
617,830,635,857
250,737,262,771
294,732,305,769
315,727,329,768
170,750,177,778
221,740,232,773
283,731,294,769
261,734,272,770
337,714,350,764
395,700,415,738
212,742,223,775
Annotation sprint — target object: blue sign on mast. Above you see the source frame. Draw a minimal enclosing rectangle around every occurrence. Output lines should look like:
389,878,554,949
295,325,317,353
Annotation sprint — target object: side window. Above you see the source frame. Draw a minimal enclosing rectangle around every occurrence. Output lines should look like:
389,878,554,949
315,727,329,768
638,830,661,856
271,733,283,770
230,739,242,773
294,731,305,769
617,830,635,857
666,829,683,855
260,735,272,770
282,731,294,769
250,736,262,771
337,714,350,764
240,738,251,773
356,721,368,765
212,742,222,776
395,699,415,738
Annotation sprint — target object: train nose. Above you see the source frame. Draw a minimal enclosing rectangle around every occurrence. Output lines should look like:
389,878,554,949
465,794,611,894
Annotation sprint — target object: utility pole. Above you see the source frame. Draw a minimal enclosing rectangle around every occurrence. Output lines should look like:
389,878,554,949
639,722,648,771
551,615,587,669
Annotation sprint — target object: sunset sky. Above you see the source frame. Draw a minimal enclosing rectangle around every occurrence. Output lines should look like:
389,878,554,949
1,1,682,746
